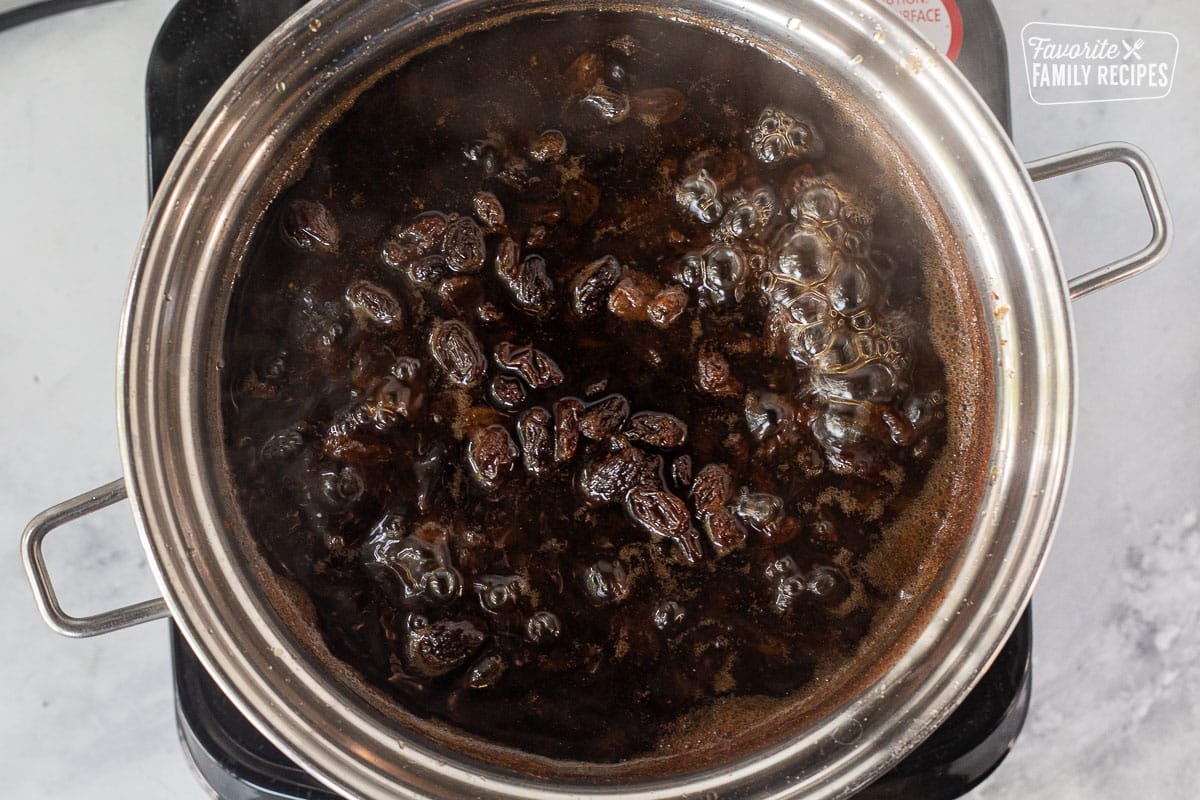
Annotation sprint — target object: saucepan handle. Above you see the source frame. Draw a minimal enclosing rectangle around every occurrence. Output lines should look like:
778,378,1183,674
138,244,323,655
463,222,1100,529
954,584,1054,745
21,479,170,638
1026,142,1172,300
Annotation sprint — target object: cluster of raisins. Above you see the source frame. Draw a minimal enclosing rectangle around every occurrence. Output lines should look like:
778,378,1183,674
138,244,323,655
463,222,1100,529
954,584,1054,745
227,24,950,761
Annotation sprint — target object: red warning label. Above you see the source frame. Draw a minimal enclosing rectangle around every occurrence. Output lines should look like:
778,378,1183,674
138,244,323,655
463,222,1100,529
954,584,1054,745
878,0,964,62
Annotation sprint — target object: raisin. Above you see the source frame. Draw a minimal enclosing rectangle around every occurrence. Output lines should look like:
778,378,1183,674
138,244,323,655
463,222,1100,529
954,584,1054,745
578,445,661,506
472,191,506,230
494,342,565,389
625,485,691,541
430,319,487,387
571,255,623,317
553,397,584,463
282,199,339,253
703,509,747,557
404,620,486,678
403,254,449,289
346,280,404,327
467,424,519,491
697,349,744,397
565,51,604,94
691,463,734,516
528,129,568,162
516,406,554,476
579,394,630,440
626,411,687,449
444,216,486,273
647,285,689,327
630,87,686,126
489,374,527,411
497,253,556,316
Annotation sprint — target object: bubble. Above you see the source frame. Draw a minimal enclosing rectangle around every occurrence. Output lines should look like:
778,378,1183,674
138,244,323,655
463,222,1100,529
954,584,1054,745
813,329,861,373
653,600,687,632
582,560,630,605
684,244,749,307
793,184,841,223
750,107,824,164
771,224,834,284
475,574,524,614
720,204,758,240
391,356,422,382
717,188,777,242
743,391,795,440
827,257,877,315
675,170,724,225
806,564,848,600
675,252,705,288
467,653,507,689
732,492,784,531
786,321,833,365
424,567,462,602
812,401,870,452
842,229,871,257
789,292,830,326
850,310,874,331
463,139,503,174
759,271,806,309
525,611,562,644
321,465,364,505
362,520,463,604
579,85,630,124
260,428,304,462
773,574,807,612
812,362,898,403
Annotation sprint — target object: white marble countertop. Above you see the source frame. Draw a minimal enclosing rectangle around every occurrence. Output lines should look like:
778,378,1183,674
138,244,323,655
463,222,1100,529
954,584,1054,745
1,1,1196,797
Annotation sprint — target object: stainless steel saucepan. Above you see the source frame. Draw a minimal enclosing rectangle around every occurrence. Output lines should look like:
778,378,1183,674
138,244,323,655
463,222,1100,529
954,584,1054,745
21,0,1170,797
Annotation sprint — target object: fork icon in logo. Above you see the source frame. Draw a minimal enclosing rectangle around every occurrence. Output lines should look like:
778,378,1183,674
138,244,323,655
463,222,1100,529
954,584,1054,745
1122,38,1146,60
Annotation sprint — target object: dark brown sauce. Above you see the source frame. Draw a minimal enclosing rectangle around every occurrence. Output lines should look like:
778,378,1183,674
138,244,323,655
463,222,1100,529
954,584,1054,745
224,12,956,762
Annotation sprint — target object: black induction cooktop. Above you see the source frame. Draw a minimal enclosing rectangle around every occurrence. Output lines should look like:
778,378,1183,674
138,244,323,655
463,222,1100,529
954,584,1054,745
149,2,1027,797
